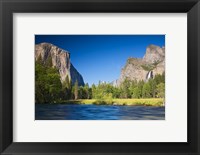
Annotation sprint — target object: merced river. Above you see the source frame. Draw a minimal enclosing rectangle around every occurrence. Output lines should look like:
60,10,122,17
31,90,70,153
35,104,165,120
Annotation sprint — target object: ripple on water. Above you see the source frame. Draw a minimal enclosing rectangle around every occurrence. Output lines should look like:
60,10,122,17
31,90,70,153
35,104,165,120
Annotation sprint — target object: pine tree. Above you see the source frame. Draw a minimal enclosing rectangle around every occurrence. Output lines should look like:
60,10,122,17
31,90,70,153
142,83,151,98
62,75,72,100
148,79,156,98
65,75,71,89
156,83,165,98
132,87,141,98
74,80,79,100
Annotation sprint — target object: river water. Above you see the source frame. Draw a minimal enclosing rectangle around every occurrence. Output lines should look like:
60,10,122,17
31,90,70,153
35,104,165,120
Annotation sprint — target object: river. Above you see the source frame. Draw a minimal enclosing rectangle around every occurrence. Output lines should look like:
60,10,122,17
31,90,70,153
35,104,165,120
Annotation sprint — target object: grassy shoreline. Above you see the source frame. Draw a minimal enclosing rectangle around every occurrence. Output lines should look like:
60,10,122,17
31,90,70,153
57,98,164,107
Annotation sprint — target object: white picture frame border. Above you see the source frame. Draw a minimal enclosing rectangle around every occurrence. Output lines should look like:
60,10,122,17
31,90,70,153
13,13,187,142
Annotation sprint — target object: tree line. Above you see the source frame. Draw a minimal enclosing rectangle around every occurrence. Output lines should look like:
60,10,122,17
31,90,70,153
81,73,165,100
35,57,165,104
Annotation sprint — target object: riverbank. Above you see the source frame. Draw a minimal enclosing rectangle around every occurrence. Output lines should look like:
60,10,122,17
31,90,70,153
59,98,164,106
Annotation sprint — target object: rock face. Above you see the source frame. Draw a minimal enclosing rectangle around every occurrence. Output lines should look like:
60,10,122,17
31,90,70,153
35,42,84,86
118,44,165,85
143,45,165,63
70,63,85,86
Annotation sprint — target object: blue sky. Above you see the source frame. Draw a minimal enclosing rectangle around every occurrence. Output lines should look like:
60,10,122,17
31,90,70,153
35,35,165,86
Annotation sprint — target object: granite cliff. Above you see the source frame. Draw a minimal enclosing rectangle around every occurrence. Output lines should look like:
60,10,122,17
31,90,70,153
117,45,165,85
35,43,84,86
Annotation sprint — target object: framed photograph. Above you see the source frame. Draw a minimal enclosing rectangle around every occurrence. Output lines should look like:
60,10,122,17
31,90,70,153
0,0,200,154
35,34,166,121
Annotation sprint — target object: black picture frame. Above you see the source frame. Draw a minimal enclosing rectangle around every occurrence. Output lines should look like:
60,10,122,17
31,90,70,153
0,0,200,154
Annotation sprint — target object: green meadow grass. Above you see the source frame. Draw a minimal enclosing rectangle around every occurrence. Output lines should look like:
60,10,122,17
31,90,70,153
62,98,164,106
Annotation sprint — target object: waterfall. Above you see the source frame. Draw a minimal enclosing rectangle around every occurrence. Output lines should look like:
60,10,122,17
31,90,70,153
146,71,153,81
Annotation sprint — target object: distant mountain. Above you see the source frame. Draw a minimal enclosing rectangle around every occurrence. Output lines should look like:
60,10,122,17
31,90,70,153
117,44,165,85
35,42,84,86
